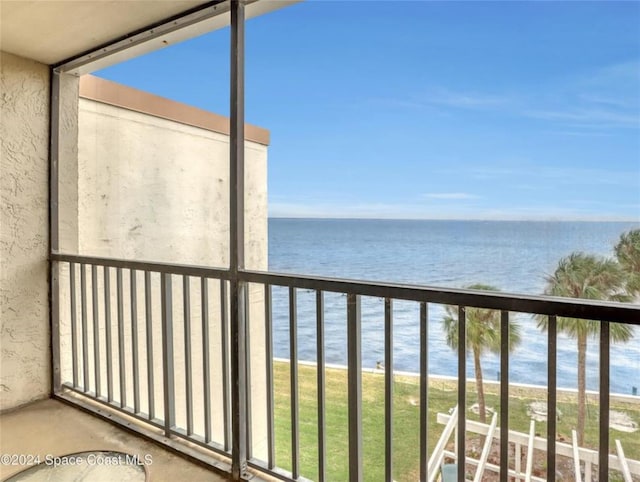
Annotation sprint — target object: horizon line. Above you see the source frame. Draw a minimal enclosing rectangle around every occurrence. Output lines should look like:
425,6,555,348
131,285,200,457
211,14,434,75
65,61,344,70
268,215,640,223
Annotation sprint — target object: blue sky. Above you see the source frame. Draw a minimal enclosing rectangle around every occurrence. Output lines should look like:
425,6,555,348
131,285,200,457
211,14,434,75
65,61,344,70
97,1,640,221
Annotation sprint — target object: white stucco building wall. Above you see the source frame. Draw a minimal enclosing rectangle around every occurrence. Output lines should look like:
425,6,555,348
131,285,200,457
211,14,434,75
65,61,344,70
75,75,268,270
0,52,51,411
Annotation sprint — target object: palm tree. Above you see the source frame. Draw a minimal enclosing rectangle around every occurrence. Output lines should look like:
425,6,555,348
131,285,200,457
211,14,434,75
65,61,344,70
442,284,521,423
614,229,640,299
536,253,633,446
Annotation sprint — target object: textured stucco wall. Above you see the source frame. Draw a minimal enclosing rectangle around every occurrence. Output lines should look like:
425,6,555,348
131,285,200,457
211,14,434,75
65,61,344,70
0,52,50,411
58,74,80,253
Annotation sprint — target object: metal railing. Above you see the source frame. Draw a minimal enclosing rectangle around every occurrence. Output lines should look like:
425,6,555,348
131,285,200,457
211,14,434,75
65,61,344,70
51,251,640,482
52,253,234,463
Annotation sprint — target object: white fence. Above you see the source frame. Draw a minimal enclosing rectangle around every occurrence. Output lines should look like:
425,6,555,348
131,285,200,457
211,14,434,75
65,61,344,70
432,410,640,482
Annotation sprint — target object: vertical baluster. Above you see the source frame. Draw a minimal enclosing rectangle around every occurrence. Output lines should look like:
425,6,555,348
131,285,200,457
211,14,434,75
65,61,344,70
599,321,610,481
317,290,326,481
161,273,175,437
70,262,78,388
500,310,510,482
265,284,275,469
347,293,362,482
131,269,140,413
547,315,557,482
81,264,89,392
230,276,249,479
221,280,231,451
117,268,126,408
420,302,428,482
104,267,113,402
289,287,300,480
92,265,101,397
245,286,252,458
184,275,193,436
52,260,61,391
457,306,466,482
202,277,211,443
384,298,393,482
145,271,154,419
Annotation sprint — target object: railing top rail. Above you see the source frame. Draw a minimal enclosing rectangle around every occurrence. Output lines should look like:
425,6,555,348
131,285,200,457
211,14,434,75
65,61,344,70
51,252,231,280
240,270,640,324
51,252,640,324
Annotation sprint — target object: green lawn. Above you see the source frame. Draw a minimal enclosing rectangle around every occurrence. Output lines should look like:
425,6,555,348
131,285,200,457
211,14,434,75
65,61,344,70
272,361,640,481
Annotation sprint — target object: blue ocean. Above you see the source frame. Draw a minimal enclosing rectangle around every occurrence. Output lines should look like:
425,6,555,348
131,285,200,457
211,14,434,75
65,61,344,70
267,218,640,395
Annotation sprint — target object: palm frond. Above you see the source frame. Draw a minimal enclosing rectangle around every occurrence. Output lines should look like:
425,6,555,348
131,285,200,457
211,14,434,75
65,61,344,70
536,252,634,345
441,284,521,355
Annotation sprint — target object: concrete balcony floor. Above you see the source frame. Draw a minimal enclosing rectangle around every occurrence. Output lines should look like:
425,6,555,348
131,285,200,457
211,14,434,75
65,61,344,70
0,398,228,481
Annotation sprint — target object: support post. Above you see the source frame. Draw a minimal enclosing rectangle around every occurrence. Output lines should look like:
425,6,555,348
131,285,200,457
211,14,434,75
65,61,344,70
230,0,248,479
347,293,362,482
50,69,61,394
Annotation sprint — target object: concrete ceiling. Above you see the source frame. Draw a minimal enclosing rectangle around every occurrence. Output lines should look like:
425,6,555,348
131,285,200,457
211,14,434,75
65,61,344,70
0,1,213,65
0,0,296,69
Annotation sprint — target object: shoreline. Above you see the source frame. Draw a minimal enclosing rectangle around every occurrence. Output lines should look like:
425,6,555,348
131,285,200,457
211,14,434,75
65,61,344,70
273,357,640,404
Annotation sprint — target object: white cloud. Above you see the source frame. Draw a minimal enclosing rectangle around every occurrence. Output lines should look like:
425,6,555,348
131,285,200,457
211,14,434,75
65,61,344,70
420,88,510,109
524,108,639,128
437,164,639,187
583,60,640,90
368,87,512,112
370,61,640,133
423,192,480,200
578,94,631,109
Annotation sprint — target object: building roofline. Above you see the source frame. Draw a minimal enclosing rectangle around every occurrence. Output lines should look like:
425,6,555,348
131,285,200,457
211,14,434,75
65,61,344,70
79,75,270,146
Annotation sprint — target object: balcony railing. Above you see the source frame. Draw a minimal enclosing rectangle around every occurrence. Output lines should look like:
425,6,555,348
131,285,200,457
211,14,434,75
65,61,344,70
50,252,640,482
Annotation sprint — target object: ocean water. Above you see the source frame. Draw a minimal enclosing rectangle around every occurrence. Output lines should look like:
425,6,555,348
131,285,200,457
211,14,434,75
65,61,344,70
267,218,640,395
